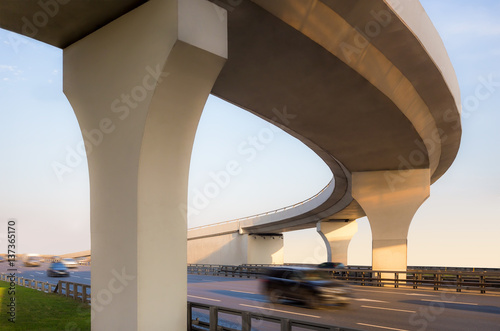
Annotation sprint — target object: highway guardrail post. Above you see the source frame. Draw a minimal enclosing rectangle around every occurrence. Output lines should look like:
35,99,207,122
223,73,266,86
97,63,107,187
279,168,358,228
209,306,218,331
434,274,440,291
280,318,291,331
241,311,251,331
187,302,192,330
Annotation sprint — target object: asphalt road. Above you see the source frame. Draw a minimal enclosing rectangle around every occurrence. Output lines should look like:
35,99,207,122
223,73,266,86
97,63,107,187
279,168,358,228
0,261,91,285
188,275,500,331
1,264,498,330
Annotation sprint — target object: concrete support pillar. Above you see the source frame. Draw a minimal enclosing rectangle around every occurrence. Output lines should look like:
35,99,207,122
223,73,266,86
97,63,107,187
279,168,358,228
352,170,430,272
63,1,227,330
247,234,284,265
316,220,358,265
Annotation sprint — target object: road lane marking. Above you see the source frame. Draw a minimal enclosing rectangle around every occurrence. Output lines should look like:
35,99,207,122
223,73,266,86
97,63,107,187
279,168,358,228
420,299,478,305
230,290,258,295
188,295,221,302
357,322,409,331
239,304,321,318
404,293,436,297
355,289,437,297
36,272,43,274
355,298,389,303
361,305,415,313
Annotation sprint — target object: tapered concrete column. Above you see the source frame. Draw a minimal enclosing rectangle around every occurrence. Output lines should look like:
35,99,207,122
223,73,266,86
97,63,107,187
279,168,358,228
63,1,227,330
352,170,430,272
316,220,358,265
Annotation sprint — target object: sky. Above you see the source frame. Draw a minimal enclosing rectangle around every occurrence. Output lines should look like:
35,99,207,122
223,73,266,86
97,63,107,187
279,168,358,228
0,1,499,267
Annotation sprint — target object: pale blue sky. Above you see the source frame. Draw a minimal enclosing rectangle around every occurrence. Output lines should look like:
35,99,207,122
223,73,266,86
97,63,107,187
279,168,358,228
0,1,499,267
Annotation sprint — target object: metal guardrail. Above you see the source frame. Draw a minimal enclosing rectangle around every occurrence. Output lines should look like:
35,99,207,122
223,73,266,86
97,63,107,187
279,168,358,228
0,273,58,293
0,274,91,304
187,264,266,278
55,280,91,303
188,264,500,294
188,302,360,331
188,180,333,231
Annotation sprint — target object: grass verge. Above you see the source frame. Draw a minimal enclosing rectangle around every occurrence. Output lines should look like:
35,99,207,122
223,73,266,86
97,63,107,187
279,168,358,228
0,280,90,331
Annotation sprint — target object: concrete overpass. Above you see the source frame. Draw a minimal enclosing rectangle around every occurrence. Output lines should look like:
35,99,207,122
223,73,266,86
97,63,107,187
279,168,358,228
0,0,461,329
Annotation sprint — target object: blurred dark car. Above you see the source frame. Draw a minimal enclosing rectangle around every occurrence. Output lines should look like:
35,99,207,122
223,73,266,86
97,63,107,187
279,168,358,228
260,267,351,308
317,262,345,269
47,262,70,277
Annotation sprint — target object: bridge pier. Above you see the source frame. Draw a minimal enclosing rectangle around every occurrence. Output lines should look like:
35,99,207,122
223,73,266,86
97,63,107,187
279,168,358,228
352,170,430,272
63,0,227,329
188,230,284,265
316,220,358,265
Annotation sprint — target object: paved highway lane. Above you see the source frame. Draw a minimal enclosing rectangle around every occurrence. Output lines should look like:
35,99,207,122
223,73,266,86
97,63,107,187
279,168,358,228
188,275,500,331
0,261,91,285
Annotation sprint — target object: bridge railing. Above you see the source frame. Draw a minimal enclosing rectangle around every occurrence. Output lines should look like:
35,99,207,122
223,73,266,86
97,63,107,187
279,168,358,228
188,180,333,232
188,301,360,331
187,264,500,294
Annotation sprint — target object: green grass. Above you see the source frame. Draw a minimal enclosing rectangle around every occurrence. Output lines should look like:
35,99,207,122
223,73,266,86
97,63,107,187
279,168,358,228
0,280,90,331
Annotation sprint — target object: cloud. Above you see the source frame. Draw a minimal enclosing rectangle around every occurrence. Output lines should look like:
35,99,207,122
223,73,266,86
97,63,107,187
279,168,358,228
0,64,24,81
0,64,16,72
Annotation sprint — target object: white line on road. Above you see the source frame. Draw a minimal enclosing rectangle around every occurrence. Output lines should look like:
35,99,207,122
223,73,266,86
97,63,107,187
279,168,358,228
361,305,416,313
36,272,43,274
355,298,389,303
420,299,478,305
230,290,258,295
357,322,409,331
239,304,321,318
355,289,437,297
188,295,221,302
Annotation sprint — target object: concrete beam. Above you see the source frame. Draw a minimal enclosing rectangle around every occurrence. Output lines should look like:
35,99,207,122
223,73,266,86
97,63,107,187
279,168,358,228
352,170,430,272
188,233,283,265
63,0,226,329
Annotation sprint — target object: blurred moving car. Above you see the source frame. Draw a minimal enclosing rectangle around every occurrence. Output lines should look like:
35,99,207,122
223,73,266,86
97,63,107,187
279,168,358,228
77,256,91,265
47,262,70,277
260,267,351,308
317,262,345,269
61,258,78,268
24,254,41,267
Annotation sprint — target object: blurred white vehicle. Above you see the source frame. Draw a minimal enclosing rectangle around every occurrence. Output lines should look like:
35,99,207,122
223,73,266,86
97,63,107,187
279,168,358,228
61,258,78,268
